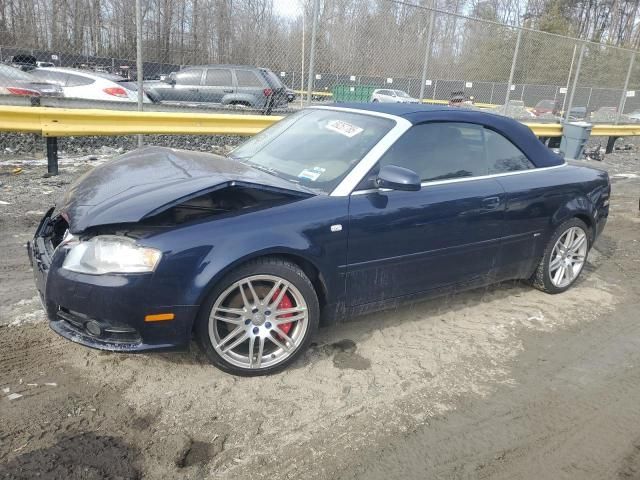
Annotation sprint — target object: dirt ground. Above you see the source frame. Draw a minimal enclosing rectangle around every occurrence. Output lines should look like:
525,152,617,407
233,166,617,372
0,143,639,479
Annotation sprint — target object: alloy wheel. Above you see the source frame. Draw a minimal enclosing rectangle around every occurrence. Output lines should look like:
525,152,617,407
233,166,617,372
208,274,309,370
548,226,588,288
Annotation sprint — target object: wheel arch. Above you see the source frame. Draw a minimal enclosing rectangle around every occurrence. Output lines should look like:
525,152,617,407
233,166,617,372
551,195,596,243
192,249,330,331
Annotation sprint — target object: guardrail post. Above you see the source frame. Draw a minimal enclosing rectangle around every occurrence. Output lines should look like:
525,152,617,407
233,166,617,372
606,136,619,154
46,137,58,176
503,28,522,114
616,53,635,124
419,4,436,102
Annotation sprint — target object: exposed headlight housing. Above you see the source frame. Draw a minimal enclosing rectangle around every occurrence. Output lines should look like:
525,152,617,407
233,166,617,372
62,235,162,274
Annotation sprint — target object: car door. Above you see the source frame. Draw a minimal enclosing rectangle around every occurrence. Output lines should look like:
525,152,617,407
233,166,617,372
481,128,563,280
380,90,393,102
165,69,203,102
233,69,267,107
199,68,234,104
346,122,506,306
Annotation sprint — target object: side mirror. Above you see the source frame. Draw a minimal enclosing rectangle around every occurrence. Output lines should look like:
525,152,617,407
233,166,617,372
167,73,176,85
376,165,421,192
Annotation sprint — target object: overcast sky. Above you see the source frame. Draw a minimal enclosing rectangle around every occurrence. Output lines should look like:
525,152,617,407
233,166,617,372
273,0,303,18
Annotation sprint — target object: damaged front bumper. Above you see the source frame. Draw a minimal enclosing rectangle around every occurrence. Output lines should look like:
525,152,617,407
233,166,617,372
27,209,196,353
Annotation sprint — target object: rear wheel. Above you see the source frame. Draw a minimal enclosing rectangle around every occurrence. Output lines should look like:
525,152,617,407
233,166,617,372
530,218,590,294
195,258,319,376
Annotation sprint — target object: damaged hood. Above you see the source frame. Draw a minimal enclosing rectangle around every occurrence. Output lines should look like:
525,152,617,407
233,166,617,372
60,146,313,233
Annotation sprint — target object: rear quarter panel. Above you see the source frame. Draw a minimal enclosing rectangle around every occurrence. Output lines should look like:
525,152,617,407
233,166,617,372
496,163,609,280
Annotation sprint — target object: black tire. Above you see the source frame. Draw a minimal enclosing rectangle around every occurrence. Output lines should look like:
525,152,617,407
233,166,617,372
530,218,590,294
195,257,319,376
372,98,379,102
145,91,161,103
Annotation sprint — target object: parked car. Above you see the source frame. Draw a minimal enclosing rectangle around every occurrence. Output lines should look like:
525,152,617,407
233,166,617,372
143,64,288,111
493,100,537,119
371,89,419,104
449,90,467,106
0,64,63,98
532,99,559,117
628,110,640,121
28,104,610,375
590,106,618,122
29,67,151,103
566,105,587,120
9,54,37,71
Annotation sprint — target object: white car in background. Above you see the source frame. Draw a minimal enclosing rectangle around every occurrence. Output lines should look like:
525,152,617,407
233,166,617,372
29,67,151,103
371,89,420,104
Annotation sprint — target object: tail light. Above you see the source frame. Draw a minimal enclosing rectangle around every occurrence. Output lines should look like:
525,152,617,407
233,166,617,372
263,88,273,97
7,87,40,97
103,87,128,98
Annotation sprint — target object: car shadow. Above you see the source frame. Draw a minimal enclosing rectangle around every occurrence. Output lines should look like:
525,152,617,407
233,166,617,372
153,277,550,368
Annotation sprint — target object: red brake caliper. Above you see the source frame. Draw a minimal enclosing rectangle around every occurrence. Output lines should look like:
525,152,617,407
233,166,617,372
273,289,293,335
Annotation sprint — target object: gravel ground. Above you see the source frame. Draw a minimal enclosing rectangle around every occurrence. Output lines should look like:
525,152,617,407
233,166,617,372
0,142,639,479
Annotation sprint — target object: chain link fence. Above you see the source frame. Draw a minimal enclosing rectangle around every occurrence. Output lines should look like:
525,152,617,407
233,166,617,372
0,0,638,142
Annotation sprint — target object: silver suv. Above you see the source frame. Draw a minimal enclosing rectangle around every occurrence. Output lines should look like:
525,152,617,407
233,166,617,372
144,65,288,112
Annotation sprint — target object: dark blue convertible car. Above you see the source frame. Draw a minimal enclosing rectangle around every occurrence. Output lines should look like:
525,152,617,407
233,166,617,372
28,104,610,375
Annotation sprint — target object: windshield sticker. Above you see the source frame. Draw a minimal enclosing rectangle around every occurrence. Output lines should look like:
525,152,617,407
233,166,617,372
325,120,364,138
298,168,324,181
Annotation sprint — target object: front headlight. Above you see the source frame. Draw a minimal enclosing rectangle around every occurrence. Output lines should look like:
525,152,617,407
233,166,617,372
62,235,162,274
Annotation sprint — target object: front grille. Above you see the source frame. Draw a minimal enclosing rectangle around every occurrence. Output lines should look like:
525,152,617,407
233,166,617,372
56,308,141,344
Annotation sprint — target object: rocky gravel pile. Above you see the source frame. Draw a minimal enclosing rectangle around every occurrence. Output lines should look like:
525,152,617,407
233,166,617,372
0,132,245,158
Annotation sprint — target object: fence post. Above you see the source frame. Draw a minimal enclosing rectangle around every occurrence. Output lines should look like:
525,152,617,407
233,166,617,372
616,53,635,124
561,44,577,115
565,43,585,122
419,5,436,102
306,0,320,105
503,28,522,114
300,13,305,108
135,0,144,148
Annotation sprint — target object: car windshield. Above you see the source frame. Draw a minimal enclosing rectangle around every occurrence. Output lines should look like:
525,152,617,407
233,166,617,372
537,100,554,108
0,64,35,82
229,109,395,194
394,90,410,98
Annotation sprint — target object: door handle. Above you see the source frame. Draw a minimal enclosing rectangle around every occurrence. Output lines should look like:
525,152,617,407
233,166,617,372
188,88,198,92
223,89,233,93
482,196,501,209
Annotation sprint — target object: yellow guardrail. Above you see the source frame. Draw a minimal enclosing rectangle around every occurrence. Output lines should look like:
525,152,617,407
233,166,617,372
293,90,333,97
523,122,562,137
0,106,282,137
0,105,637,139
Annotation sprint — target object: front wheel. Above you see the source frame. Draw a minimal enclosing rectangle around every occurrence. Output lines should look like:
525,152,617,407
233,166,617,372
530,218,590,294
195,258,319,376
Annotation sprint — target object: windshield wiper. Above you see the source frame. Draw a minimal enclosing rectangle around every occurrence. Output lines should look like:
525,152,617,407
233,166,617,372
244,161,282,178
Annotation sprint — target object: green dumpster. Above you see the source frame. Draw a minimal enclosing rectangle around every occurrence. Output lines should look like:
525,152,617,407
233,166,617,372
332,85,377,103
